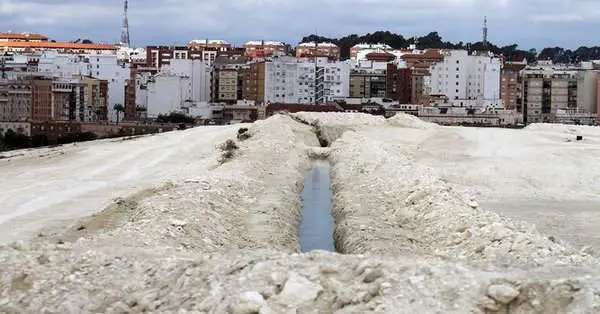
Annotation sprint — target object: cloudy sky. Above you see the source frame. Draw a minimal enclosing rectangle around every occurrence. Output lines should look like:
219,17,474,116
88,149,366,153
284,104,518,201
1,0,598,49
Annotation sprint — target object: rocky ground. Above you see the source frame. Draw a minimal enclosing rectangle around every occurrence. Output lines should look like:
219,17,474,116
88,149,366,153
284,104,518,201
1,113,600,313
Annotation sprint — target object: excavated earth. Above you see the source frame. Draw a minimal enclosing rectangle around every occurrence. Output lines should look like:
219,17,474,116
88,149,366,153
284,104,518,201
1,113,600,313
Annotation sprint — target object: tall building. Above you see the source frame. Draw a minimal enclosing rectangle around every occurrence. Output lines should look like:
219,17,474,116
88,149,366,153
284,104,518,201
264,56,316,104
400,49,443,104
313,58,350,103
144,59,210,118
349,70,386,98
522,67,578,123
31,78,53,122
295,42,340,60
426,50,501,108
242,62,266,103
386,64,412,103
500,63,526,110
211,53,249,104
0,79,31,121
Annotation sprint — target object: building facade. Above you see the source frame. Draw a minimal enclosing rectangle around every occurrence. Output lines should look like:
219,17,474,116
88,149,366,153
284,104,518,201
295,42,340,60
386,64,412,104
243,41,286,58
522,68,578,123
427,50,502,108
349,70,386,98
500,63,525,110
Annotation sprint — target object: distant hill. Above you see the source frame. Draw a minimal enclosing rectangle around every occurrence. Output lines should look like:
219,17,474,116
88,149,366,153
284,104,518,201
299,31,600,63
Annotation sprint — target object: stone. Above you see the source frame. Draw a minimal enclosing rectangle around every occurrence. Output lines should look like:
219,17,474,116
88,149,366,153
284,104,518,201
480,296,501,311
363,268,384,283
487,284,520,305
275,273,322,307
228,291,265,314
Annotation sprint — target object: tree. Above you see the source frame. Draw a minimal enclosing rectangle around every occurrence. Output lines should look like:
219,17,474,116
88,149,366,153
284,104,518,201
113,104,125,124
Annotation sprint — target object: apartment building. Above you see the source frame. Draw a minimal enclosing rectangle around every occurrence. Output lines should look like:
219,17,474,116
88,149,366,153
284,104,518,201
211,53,249,104
427,50,502,108
349,69,386,98
522,68,578,123
242,62,266,102
386,64,412,104
31,78,53,121
37,50,128,122
243,41,286,58
313,57,350,103
146,45,222,69
400,49,443,104
0,79,31,121
143,59,210,118
500,63,525,110
264,56,316,104
295,42,340,60
242,56,318,104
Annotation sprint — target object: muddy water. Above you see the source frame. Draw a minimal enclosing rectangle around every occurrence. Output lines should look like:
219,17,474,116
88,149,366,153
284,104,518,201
298,161,335,252
482,199,600,254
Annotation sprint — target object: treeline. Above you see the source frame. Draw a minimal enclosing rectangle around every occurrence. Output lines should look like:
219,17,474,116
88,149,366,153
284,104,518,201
300,31,600,63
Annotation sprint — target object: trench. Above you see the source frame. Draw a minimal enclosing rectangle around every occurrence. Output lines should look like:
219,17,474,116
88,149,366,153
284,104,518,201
297,159,336,253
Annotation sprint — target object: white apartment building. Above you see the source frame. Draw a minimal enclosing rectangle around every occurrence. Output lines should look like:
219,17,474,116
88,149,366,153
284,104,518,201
36,51,129,122
144,59,210,118
427,50,502,108
313,57,350,103
264,56,316,104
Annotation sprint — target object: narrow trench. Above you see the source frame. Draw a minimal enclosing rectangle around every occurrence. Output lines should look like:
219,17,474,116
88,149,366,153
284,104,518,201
298,159,336,252
296,118,338,253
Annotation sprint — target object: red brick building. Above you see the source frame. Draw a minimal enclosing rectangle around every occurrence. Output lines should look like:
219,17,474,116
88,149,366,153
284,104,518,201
243,41,286,58
386,64,412,104
30,79,53,122
295,42,340,60
500,63,526,110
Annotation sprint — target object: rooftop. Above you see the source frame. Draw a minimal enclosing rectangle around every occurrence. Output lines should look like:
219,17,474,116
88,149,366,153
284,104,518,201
0,41,118,50
0,32,48,41
244,41,284,46
297,42,338,48
352,43,392,50
188,39,230,45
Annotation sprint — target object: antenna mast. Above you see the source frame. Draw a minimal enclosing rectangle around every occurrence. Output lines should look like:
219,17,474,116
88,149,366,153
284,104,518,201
483,16,488,48
120,0,131,47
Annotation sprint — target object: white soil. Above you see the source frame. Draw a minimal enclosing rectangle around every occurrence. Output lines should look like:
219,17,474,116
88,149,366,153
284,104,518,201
1,113,600,313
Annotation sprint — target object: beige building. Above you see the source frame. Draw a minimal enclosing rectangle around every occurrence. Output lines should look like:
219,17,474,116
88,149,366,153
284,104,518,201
349,70,386,98
522,68,578,123
0,79,31,122
217,70,238,102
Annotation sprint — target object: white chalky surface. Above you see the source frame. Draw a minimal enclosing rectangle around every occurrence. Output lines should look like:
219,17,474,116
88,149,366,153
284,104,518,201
1,113,600,313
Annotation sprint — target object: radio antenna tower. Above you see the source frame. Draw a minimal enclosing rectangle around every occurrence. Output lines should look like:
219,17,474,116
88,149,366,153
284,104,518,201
482,16,488,47
120,0,131,47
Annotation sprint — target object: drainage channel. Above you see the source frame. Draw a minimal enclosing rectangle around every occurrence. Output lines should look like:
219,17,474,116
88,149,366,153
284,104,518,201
298,160,336,252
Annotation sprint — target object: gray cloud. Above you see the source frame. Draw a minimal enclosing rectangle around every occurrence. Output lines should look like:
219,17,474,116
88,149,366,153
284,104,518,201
1,0,599,49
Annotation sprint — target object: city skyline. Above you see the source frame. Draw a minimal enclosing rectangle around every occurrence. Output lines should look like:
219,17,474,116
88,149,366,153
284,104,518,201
1,0,599,49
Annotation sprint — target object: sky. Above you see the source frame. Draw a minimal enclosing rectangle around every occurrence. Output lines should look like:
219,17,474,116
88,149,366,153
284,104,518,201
1,0,599,50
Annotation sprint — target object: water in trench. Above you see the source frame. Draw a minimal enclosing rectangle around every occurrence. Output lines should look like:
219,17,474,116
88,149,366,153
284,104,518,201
298,160,335,252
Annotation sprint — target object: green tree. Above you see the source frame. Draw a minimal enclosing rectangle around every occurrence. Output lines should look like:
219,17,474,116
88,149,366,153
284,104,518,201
113,104,125,124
